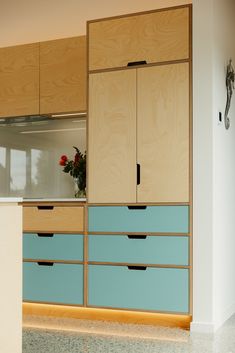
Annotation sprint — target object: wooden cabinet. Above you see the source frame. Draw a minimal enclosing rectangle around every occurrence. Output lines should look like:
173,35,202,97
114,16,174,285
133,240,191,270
88,62,189,203
40,36,87,114
0,43,39,118
23,205,84,233
23,203,85,305
88,70,137,203
137,63,189,203
88,6,190,71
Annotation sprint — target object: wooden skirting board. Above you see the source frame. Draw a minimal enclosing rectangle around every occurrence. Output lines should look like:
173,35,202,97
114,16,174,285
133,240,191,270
23,303,192,330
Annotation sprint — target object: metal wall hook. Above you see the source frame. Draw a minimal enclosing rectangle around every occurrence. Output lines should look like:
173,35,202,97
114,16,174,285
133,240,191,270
224,59,235,130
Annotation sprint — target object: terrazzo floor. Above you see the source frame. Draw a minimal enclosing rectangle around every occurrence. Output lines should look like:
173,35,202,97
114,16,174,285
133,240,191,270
23,314,235,353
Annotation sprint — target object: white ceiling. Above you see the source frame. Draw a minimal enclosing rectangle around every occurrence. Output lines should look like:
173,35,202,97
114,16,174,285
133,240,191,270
0,0,192,47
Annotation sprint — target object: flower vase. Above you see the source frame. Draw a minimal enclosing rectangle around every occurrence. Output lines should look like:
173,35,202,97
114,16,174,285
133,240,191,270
73,178,86,198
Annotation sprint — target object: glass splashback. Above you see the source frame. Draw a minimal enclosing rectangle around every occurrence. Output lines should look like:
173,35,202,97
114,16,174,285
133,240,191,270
0,116,86,198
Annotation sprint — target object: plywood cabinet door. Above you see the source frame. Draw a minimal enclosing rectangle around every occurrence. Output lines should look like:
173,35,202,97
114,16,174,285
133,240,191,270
89,6,190,71
0,43,39,118
137,63,189,203
40,36,87,114
88,70,136,203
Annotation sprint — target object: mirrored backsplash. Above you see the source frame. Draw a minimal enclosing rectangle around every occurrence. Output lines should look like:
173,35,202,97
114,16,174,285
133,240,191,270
0,116,86,198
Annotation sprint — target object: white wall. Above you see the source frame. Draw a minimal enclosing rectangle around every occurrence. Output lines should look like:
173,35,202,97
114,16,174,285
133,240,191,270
0,0,191,47
191,0,235,333
191,0,215,333
212,0,235,330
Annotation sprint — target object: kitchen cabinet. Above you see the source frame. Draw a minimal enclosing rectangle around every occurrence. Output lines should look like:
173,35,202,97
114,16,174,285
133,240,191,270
88,62,189,203
0,43,39,118
88,205,190,313
88,6,190,71
40,36,87,114
23,203,85,305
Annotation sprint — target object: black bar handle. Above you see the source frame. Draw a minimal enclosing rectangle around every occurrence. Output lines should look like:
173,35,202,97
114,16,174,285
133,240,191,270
127,60,147,67
127,205,147,210
127,266,147,271
37,262,54,266
137,164,140,185
37,233,54,237
127,235,147,239
37,206,54,210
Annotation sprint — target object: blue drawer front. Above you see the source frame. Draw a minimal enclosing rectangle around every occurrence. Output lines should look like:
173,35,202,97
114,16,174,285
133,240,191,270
23,233,83,261
88,265,189,313
89,235,189,265
23,262,83,305
88,206,189,233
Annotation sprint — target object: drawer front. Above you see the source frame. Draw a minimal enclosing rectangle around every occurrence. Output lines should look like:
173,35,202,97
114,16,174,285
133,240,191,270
89,7,190,71
88,235,188,265
23,233,83,261
23,262,83,305
88,206,189,233
88,265,189,313
23,206,84,232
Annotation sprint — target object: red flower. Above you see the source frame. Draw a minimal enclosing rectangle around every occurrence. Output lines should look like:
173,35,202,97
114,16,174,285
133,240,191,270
60,155,68,162
59,159,66,166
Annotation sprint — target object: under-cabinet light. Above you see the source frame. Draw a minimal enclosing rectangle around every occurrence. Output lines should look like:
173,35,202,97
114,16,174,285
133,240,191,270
51,112,87,118
20,127,85,134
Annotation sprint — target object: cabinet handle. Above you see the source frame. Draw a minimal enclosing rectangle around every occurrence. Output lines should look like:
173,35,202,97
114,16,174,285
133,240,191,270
37,206,54,210
127,60,147,66
127,235,147,239
37,262,54,266
127,205,147,210
37,233,54,237
127,266,147,271
137,164,140,185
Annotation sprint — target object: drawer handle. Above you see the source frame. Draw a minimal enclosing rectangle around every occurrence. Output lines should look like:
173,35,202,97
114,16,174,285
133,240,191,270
127,266,147,271
127,206,147,210
127,60,147,66
137,164,140,185
37,233,54,237
37,206,54,210
37,262,54,266
127,235,147,239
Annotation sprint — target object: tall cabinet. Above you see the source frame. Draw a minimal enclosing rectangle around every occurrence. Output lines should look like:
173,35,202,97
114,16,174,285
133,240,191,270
88,5,192,317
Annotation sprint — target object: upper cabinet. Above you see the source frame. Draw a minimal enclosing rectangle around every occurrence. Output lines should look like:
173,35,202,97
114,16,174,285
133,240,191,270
0,36,87,118
0,43,39,118
40,36,87,115
88,63,189,204
88,6,190,71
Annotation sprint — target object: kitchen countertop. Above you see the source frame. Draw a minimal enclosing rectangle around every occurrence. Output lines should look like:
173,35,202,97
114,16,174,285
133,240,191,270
22,198,86,202
0,197,23,203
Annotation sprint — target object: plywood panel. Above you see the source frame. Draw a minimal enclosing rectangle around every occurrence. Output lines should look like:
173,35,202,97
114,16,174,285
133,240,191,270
23,206,84,232
88,70,136,203
40,36,87,114
89,7,189,71
137,63,189,203
0,43,39,117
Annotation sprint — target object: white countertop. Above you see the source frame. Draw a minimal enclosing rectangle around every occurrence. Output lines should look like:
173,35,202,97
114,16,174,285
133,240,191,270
0,197,23,203
23,198,86,202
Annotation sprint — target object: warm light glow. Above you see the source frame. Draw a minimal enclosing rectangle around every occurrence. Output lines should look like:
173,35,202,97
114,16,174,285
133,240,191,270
51,112,87,118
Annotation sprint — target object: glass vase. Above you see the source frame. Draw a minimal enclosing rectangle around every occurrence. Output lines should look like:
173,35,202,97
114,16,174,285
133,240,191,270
73,178,86,198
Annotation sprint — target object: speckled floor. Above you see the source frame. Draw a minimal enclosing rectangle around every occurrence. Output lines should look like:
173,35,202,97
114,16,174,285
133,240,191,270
23,314,235,353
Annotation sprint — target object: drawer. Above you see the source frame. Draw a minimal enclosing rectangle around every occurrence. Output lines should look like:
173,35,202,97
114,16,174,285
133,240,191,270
89,6,190,71
88,206,189,233
88,265,189,313
23,233,83,261
88,235,188,266
23,206,84,232
23,262,83,305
